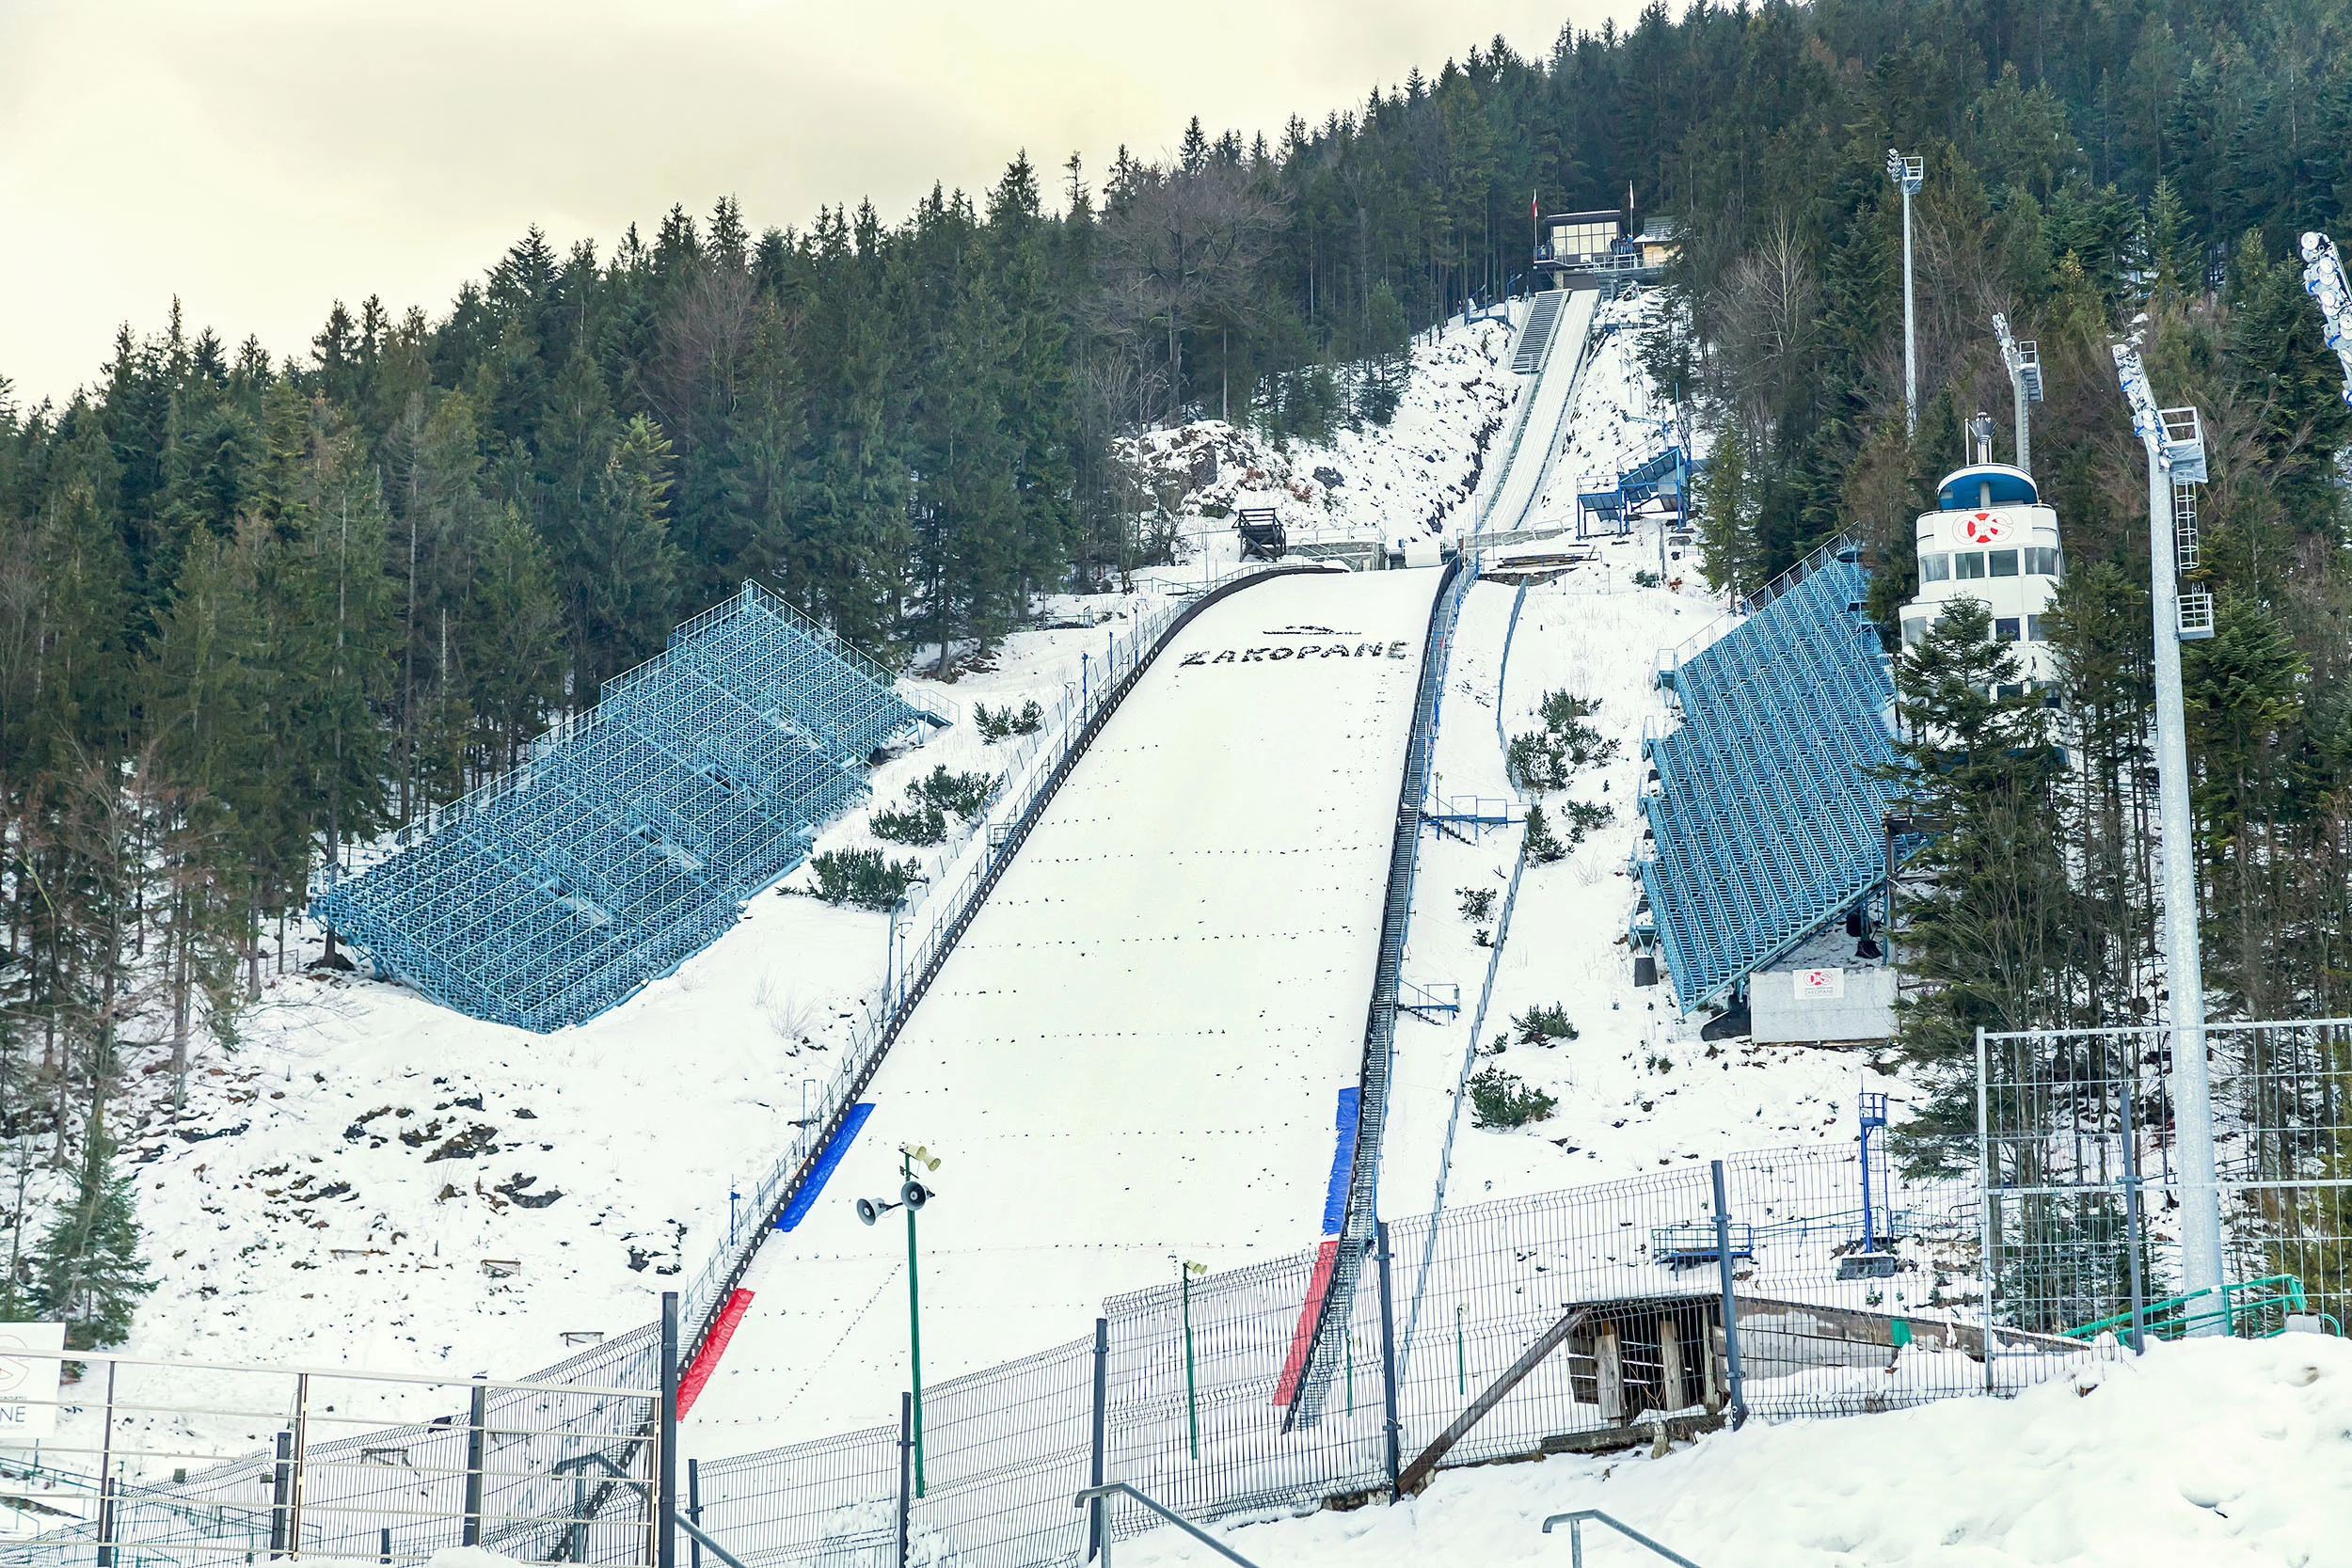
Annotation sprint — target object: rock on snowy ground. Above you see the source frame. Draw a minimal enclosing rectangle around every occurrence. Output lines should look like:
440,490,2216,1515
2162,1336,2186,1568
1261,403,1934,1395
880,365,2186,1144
1119,1335,2352,1568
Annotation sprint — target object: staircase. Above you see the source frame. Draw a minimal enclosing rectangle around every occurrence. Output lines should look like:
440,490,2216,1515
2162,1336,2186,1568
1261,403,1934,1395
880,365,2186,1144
1511,291,1566,374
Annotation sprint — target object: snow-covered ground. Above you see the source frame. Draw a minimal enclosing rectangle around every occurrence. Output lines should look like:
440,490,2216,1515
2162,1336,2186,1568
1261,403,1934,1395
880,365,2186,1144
1115,1335,2352,1568
1123,318,1519,558
56,318,1520,1477
686,569,1438,1458
1471,290,1599,538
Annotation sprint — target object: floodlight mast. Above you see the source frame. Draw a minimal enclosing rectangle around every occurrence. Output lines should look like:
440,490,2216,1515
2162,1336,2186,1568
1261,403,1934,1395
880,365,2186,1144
2299,232,2352,406
1992,312,2043,475
2108,337,2224,1323
1887,150,1924,436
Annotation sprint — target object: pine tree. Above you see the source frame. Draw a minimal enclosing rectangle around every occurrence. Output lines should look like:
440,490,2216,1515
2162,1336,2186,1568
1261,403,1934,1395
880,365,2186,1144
34,1132,152,1349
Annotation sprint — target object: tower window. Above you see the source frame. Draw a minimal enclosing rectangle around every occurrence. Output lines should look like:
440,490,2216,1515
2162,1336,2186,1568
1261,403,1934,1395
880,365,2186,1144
1954,551,1987,579
2026,546,2062,577
1989,549,2020,577
1995,617,2022,642
1918,552,1950,583
2026,614,2046,641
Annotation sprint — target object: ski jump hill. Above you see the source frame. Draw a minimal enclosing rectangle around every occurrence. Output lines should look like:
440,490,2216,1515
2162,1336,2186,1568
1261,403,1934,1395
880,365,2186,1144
688,568,1443,1453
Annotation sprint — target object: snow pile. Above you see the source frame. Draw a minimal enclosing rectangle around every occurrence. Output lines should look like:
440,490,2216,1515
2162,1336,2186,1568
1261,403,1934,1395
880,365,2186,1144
1120,1335,2352,1568
1120,319,1518,554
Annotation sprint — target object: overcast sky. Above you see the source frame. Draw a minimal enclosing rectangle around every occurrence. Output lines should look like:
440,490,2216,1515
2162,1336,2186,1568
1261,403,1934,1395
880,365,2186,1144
0,0,1652,408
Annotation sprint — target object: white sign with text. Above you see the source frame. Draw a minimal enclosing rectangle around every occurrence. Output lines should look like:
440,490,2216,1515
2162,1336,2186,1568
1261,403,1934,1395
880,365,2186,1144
0,1323,65,1441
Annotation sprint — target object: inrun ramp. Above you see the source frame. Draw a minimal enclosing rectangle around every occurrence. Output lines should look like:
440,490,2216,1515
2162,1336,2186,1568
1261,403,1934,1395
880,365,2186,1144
1472,290,1600,542
310,583,930,1033
1633,542,1904,1012
684,570,1439,1456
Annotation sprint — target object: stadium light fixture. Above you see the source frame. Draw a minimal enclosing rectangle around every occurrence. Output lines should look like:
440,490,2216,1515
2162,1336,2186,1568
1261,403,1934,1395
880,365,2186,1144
1886,150,1924,436
2299,232,2352,407
2108,334,2223,1319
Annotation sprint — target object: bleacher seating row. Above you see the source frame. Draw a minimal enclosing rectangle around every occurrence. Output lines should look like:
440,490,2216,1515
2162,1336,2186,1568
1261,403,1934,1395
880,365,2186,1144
310,583,931,1032
1633,543,1904,1012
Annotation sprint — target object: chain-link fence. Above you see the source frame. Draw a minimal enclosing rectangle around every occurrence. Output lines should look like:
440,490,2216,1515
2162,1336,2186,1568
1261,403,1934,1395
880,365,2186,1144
692,1139,2030,1568
2,1323,666,1567
1979,1018,2352,1365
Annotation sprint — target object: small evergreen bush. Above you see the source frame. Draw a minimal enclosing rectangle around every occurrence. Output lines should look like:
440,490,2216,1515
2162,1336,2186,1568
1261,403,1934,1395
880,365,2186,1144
1523,802,1565,863
809,848,925,910
974,700,1044,741
870,801,947,846
1512,1002,1579,1045
910,765,996,820
1470,1066,1557,1129
1457,886,1497,922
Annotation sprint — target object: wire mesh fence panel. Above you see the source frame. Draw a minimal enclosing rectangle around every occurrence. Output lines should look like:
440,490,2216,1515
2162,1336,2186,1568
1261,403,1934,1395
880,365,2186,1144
1979,1019,2352,1370
1102,1246,1387,1541
2,1327,664,1568
694,1425,898,1568
911,1336,1093,1568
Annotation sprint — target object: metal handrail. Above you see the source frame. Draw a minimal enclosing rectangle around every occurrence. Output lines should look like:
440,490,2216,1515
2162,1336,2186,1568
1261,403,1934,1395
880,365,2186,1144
1073,1483,1263,1568
1543,1509,1705,1568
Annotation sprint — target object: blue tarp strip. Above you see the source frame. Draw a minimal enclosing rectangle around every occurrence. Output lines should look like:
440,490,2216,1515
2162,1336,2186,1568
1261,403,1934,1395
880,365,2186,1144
1321,1088,1359,1236
778,1101,874,1232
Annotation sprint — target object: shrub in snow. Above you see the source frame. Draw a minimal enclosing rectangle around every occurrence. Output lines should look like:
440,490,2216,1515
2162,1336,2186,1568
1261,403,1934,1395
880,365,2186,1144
808,848,924,910
1457,886,1497,922
870,801,947,846
1470,1066,1557,1129
1512,1003,1579,1046
910,766,997,821
1522,803,1565,863
974,700,1043,741
1560,799,1614,843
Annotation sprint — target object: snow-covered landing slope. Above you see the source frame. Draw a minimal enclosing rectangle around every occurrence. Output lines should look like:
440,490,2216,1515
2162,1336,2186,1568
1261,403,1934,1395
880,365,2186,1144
1116,1335,2352,1568
685,569,1441,1456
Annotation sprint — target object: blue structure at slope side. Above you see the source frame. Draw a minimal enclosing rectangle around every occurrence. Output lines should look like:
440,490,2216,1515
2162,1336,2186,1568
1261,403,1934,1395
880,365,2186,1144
1630,540,1906,1013
310,583,935,1032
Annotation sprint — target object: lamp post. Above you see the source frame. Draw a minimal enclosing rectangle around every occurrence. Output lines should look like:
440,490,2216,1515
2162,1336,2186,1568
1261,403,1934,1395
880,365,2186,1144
856,1144,944,1488
2108,339,2224,1319
1886,150,1924,436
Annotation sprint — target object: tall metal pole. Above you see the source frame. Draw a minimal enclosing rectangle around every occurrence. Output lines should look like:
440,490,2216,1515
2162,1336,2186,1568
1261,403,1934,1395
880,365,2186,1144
1708,1162,1746,1428
1889,151,1922,436
1374,1224,1403,1504
2111,342,2224,1317
902,1150,926,1496
1087,1319,1108,1563
660,1292,679,1568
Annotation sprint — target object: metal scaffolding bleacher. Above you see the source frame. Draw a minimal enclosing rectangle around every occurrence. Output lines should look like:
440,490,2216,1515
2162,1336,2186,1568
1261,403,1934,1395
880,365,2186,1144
310,582,934,1032
1631,542,1904,1013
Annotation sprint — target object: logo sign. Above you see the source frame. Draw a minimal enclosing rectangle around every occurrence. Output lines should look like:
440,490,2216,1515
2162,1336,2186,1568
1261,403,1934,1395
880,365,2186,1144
1960,512,2010,545
0,1323,64,1441
1793,968,1847,1001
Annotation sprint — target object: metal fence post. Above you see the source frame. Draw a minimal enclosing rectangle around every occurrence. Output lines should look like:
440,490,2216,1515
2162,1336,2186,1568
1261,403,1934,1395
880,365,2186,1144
1976,1026,1999,1395
1708,1161,1746,1429
271,1430,294,1559
660,1291,679,1568
460,1382,488,1547
687,1458,703,1568
97,1359,119,1568
1088,1317,1108,1561
897,1393,913,1568
1375,1224,1403,1503
288,1371,311,1559
2121,1069,2150,1354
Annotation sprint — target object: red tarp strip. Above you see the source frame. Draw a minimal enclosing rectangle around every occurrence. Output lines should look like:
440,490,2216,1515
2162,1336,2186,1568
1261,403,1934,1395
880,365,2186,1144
675,1288,755,1418
1272,1239,1342,1406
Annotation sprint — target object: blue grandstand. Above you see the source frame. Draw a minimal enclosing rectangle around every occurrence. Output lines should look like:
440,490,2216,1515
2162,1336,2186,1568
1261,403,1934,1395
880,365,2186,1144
310,583,938,1032
1631,540,1907,1013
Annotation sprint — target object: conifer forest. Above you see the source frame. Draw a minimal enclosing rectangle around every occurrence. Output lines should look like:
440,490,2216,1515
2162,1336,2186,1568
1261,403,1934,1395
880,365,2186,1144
8,0,2352,1334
